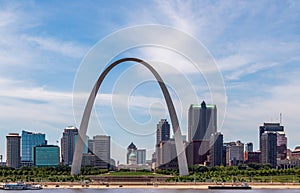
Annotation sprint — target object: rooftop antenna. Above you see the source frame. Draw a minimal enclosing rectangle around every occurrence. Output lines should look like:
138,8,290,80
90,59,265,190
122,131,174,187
280,113,282,125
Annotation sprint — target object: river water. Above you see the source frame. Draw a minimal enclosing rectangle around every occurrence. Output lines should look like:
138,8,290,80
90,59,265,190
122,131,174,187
0,189,298,193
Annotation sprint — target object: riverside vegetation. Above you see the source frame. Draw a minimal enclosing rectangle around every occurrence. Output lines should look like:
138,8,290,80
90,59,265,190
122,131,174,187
0,164,299,183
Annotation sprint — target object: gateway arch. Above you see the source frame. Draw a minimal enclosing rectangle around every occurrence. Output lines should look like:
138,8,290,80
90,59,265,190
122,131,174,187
71,57,189,176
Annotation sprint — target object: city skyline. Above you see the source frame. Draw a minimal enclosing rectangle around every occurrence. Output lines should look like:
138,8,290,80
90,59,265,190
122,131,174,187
0,1,299,164
2,114,293,166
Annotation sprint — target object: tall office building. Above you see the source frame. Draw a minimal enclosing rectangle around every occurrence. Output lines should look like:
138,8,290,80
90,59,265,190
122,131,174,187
61,126,78,165
137,149,146,164
188,101,217,142
21,130,46,165
34,145,59,167
225,141,244,166
261,132,277,167
90,135,110,169
6,133,21,169
209,132,223,166
259,123,283,151
156,119,170,145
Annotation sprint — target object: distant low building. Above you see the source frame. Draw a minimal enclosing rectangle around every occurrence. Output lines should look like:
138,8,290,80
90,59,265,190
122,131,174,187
82,153,96,167
186,140,210,166
118,163,151,171
286,146,300,167
156,139,179,170
34,145,59,167
225,141,244,166
247,152,261,163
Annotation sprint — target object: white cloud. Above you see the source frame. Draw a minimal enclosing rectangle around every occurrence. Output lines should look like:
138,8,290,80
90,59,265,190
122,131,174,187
23,36,88,58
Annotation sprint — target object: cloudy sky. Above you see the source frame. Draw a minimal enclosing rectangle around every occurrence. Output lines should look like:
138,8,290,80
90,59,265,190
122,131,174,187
0,0,299,163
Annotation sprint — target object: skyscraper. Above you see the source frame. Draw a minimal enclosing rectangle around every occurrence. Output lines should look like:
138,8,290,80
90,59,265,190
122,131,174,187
261,132,277,167
259,122,286,164
155,119,178,169
188,101,217,142
259,123,283,151
137,149,146,164
6,133,21,169
61,126,78,165
209,132,223,166
21,130,46,166
90,135,110,169
156,119,170,145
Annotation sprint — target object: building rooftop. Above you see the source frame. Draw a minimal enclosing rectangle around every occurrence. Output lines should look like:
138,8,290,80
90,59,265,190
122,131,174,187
128,142,137,150
191,103,216,108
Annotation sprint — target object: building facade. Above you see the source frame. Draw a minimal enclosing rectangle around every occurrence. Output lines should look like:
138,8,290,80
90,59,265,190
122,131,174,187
90,135,111,169
156,119,170,145
277,131,287,160
244,142,254,161
6,133,21,169
127,142,137,164
247,152,261,163
21,130,46,166
34,145,59,167
209,132,223,166
156,139,178,169
225,141,244,166
186,140,210,166
259,123,283,151
137,149,146,164
61,126,78,165
188,101,217,142
261,132,277,167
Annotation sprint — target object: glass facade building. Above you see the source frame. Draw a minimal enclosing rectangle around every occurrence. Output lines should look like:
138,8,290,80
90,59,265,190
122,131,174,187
21,130,46,165
156,119,170,145
34,145,59,167
188,101,217,142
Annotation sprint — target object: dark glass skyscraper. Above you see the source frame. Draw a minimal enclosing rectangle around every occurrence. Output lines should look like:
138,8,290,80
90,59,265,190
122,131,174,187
21,130,46,166
261,132,277,167
209,132,223,166
156,119,170,145
259,123,283,151
188,101,217,142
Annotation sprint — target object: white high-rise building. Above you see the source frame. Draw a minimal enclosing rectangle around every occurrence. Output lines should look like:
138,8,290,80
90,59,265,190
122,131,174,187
90,135,110,169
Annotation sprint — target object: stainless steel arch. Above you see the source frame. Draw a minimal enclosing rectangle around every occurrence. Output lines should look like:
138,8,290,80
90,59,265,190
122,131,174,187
71,58,189,176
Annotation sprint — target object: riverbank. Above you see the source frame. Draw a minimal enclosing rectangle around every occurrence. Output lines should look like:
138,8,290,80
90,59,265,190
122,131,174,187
38,182,300,189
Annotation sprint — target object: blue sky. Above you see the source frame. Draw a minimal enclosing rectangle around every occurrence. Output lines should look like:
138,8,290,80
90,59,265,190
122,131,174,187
0,0,299,163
